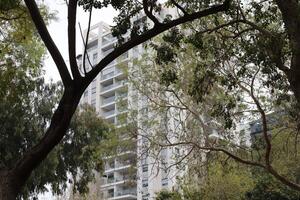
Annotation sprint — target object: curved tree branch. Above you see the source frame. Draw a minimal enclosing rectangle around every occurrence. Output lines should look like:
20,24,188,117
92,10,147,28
85,0,232,86
143,0,161,26
24,0,72,86
170,0,188,16
68,0,81,80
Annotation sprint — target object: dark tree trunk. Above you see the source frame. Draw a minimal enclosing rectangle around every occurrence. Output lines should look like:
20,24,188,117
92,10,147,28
0,86,83,199
275,0,300,104
0,171,21,200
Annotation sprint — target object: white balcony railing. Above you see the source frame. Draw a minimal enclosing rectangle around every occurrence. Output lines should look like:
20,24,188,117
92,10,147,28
101,80,128,93
103,110,115,117
101,71,114,80
102,33,114,46
102,96,115,105
102,84,115,92
101,67,123,81
115,190,137,197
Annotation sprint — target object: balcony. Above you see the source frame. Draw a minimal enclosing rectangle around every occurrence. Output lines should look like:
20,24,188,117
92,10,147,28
101,67,124,82
101,80,128,94
108,190,137,200
102,71,115,80
101,176,137,188
115,80,128,87
102,33,115,46
102,84,115,92
102,96,116,106
103,109,116,117
104,164,132,174
116,190,137,197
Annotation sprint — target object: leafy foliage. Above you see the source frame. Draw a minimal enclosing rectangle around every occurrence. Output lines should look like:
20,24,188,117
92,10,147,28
0,2,110,199
156,190,182,200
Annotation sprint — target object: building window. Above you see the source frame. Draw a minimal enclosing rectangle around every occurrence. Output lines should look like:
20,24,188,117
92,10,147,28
142,193,149,200
91,98,96,108
161,178,168,186
108,188,114,198
83,90,88,97
142,164,148,172
142,179,148,187
91,87,96,94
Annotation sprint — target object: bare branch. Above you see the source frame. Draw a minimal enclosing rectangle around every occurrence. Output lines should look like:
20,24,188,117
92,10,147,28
170,0,188,16
85,0,232,86
78,23,93,75
24,0,72,86
83,4,94,73
68,0,81,80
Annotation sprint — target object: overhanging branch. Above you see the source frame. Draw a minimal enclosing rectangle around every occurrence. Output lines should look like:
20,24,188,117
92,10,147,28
85,0,232,86
68,0,81,80
24,0,72,86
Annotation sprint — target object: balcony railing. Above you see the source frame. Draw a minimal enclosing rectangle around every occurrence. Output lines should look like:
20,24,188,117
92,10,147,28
104,176,136,185
102,84,115,92
101,71,114,80
102,49,113,58
103,110,115,117
102,34,114,46
102,96,115,105
115,80,128,87
101,67,124,81
101,81,128,93
115,190,137,197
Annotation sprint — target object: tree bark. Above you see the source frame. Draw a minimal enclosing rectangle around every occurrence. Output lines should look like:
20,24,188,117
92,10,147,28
0,171,21,200
0,86,83,199
275,0,300,103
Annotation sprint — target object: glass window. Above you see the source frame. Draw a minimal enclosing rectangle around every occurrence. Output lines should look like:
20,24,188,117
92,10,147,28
142,179,148,187
91,87,96,94
142,164,148,172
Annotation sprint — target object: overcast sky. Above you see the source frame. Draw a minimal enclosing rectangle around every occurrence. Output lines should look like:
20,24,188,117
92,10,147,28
43,0,117,82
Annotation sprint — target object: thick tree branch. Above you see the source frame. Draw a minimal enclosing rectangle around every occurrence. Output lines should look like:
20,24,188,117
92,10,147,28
275,0,300,101
170,0,188,16
143,0,160,26
24,0,72,86
68,0,81,80
85,0,232,86
13,89,82,184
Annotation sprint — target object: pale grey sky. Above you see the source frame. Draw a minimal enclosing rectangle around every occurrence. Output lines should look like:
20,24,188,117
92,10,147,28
43,0,117,82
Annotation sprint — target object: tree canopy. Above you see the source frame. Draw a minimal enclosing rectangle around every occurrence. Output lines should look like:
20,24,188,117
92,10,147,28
1,0,300,199
0,1,110,198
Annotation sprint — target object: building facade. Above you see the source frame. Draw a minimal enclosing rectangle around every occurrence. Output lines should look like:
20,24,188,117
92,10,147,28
78,15,179,199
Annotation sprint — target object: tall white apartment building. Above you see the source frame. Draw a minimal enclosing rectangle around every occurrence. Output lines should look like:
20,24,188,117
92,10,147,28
78,12,180,199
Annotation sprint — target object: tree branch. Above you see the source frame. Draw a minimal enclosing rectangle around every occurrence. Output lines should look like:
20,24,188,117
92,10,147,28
78,23,93,75
68,0,81,80
24,0,72,86
84,0,232,86
142,0,160,26
170,0,188,16
82,5,93,73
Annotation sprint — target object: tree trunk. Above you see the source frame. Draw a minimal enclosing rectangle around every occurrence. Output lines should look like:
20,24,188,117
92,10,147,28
0,171,21,200
275,0,300,104
0,86,83,199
